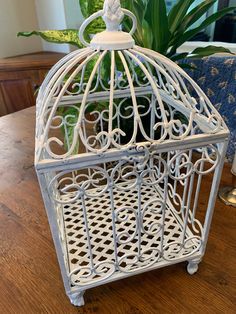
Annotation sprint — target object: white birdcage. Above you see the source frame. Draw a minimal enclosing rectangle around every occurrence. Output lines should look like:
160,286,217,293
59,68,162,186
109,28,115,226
35,0,229,307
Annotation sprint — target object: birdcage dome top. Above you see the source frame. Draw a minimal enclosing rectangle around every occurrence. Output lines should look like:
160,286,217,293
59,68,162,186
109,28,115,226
35,0,228,165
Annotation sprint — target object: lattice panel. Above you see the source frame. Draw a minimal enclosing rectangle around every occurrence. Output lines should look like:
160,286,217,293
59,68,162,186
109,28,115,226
61,183,201,287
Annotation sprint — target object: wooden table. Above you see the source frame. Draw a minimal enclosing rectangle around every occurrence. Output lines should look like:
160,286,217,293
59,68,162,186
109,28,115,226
0,107,235,314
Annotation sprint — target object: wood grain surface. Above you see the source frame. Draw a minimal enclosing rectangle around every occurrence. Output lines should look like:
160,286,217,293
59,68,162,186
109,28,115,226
0,52,65,116
0,107,235,314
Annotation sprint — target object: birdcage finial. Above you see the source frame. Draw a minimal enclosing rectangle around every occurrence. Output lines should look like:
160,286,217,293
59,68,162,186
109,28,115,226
79,0,137,49
103,0,124,31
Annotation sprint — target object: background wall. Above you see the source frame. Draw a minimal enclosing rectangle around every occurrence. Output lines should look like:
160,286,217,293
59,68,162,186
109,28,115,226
64,0,83,29
0,0,83,58
35,0,83,54
35,0,68,53
0,0,42,58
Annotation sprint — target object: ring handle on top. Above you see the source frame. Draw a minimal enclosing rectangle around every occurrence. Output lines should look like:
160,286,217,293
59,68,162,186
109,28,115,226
79,9,137,48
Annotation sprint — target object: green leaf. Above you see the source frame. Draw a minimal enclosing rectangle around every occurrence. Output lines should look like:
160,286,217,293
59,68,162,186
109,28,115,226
87,0,104,15
146,0,171,54
79,0,89,18
177,63,199,71
79,0,105,41
86,18,105,35
17,30,83,48
171,6,236,49
179,0,217,32
133,1,149,47
168,0,195,34
188,45,234,58
142,19,153,49
82,0,106,37
122,0,151,48
171,52,189,62
122,0,134,11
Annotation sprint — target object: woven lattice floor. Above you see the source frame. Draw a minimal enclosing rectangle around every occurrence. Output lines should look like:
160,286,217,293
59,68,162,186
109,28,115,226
61,183,199,286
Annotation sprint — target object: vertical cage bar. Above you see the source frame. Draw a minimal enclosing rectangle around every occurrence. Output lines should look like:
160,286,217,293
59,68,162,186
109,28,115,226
137,175,142,257
182,171,195,245
201,140,229,255
150,94,155,140
109,183,119,268
191,162,204,224
81,195,95,270
160,176,169,256
37,172,71,294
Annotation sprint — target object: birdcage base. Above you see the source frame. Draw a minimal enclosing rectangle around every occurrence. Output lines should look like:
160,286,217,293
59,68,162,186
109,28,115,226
59,181,202,296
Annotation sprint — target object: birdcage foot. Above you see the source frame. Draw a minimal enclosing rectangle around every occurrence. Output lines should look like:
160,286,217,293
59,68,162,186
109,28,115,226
68,290,85,307
187,260,200,275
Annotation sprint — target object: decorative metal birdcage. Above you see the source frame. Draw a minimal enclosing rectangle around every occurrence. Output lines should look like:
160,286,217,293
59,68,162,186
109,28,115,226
35,0,229,307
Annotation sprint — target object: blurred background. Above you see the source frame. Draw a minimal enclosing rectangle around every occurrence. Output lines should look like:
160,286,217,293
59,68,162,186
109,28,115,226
0,0,235,59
